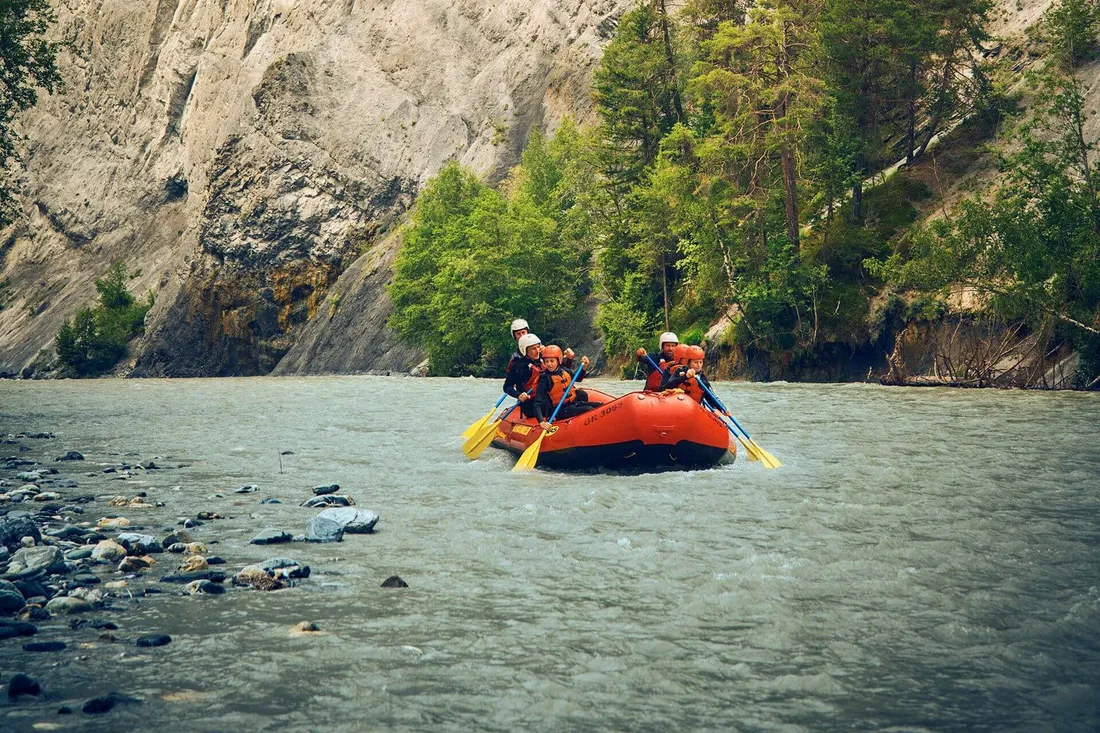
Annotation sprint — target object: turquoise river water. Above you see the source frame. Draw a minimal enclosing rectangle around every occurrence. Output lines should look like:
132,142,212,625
0,377,1098,732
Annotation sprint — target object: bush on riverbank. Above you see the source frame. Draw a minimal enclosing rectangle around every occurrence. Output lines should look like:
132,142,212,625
55,262,153,377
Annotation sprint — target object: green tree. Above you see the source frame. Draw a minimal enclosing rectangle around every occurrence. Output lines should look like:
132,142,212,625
1045,0,1099,70
55,262,154,377
0,0,62,225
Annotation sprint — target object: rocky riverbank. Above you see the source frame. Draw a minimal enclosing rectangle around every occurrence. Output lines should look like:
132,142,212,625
0,431,400,718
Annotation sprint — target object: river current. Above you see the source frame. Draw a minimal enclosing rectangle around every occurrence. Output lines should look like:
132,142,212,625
0,377,1098,732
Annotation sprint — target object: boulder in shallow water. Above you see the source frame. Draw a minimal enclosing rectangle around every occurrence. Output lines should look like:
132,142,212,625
178,556,207,572
23,640,66,652
2,546,65,580
0,620,37,639
232,565,288,591
116,533,163,555
6,672,40,697
0,515,40,550
81,691,142,714
55,451,84,462
159,570,226,584
250,528,292,545
0,580,26,613
233,484,258,494
96,517,130,530
257,557,310,579
314,507,378,534
118,556,155,573
381,575,409,588
304,513,344,543
300,494,354,508
312,483,339,496
90,540,127,563
183,579,224,595
44,596,92,615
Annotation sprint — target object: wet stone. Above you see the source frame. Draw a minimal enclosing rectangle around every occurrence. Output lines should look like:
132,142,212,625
55,451,84,462
2,545,65,580
260,498,282,504
184,579,225,595
0,620,37,639
205,556,226,565
0,515,41,549
44,596,92,615
82,691,142,714
233,484,258,494
0,579,26,613
250,528,292,545
23,640,66,652
116,533,163,555
159,570,226,584
7,672,41,698
72,573,101,586
381,576,409,588
136,634,171,647
90,539,126,563
312,483,340,496
301,495,354,508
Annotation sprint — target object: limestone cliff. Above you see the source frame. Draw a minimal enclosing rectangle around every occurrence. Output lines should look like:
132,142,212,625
0,0,628,376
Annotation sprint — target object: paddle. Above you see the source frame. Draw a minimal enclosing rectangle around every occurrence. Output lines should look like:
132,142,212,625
463,393,529,459
697,381,782,469
462,393,509,439
513,364,584,472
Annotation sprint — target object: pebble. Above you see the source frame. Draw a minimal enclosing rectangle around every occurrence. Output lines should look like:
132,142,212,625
6,672,41,698
381,576,409,588
116,533,163,555
96,517,130,530
65,548,93,560
136,634,171,647
118,556,155,572
23,640,66,652
179,555,208,572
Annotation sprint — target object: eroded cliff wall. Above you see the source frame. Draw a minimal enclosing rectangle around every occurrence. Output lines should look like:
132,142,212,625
0,0,627,376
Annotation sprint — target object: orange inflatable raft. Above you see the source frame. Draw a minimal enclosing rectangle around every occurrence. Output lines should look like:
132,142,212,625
491,388,736,471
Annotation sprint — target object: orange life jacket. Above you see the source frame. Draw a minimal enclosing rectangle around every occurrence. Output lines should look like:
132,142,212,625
546,369,577,405
644,360,669,391
681,377,705,403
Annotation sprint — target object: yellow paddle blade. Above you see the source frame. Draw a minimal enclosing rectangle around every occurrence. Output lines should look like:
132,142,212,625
750,439,782,469
461,408,495,439
462,418,502,459
513,431,548,472
737,435,762,462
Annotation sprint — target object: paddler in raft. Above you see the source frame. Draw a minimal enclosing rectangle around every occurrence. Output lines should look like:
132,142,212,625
504,333,544,418
635,331,678,391
660,344,728,414
504,318,574,374
533,345,601,428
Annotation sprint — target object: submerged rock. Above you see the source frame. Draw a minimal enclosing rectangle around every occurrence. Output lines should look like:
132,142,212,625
56,451,84,461
6,672,41,698
250,528,292,545
82,691,142,714
381,576,409,588
0,620,37,639
159,570,226,584
183,579,225,595
136,634,172,647
23,640,66,652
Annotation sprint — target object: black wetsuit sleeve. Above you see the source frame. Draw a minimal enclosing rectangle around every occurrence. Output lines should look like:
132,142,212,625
562,356,575,371
661,365,688,391
502,359,525,398
533,372,553,422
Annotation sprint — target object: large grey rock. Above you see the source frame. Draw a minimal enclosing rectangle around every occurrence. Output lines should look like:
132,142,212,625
305,507,378,542
116,533,163,555
0,516,41,550
1,546,65,580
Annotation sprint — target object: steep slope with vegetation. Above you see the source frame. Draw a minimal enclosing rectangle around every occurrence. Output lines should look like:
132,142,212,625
385,0,1100,388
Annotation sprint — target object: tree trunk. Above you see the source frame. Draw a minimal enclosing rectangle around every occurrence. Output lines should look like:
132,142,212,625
851,178,863,222
661,252,671,331
905,59,917,164
655,0,685,123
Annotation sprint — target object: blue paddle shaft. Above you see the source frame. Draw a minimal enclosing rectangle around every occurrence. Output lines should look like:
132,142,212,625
493,393,508,408
697,381,754,440
546,365,584,426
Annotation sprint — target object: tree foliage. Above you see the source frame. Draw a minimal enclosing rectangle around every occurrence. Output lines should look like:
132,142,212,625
0,0,62,225
55,262,154,377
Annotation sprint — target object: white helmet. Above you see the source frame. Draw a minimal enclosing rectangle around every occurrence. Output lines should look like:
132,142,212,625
517,333,542,353
510,318,529,333
659,331,679,346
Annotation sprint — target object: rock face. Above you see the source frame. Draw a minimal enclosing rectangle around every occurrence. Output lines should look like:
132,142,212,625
0,0,630,376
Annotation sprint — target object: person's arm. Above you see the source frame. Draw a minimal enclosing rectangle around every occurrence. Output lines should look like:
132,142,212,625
699,374,725,413
502,360,523,398
635,349,656,374
533,373,551,423
661,365,688,391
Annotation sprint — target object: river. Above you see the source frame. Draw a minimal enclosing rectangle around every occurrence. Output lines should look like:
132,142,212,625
1,377,1098,731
